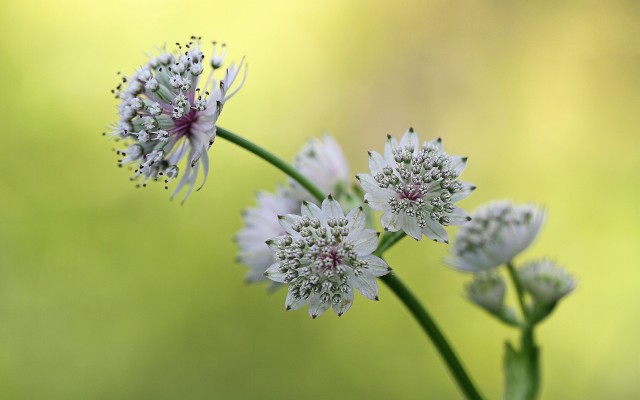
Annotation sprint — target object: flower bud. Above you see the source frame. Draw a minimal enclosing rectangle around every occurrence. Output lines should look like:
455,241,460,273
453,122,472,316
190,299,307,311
466,273,506,314
518,259,575,305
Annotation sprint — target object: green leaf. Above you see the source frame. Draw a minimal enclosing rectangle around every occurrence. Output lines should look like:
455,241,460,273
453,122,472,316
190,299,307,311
504,342,536,400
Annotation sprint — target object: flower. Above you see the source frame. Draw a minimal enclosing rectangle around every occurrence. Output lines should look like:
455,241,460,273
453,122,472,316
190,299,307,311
286,134,351,200
447,201,546,272
264,197,391,318
466,273,506,314
236,135,352,286
356,128,475,242
236,188,300,285
518,259,575,305
107,38,246,202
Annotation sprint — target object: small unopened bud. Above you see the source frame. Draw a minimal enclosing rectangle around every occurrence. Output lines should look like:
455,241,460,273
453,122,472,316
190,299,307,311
466,273,506,314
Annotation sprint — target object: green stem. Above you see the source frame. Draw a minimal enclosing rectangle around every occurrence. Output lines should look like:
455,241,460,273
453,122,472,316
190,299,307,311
380,271,484,400
216,127,325,202
217,126,482,399
506,262,528,319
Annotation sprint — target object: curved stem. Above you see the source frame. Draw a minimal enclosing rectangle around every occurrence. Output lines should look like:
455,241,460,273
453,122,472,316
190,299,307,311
379,272,483,399
216,127,325,202
217,126,482,399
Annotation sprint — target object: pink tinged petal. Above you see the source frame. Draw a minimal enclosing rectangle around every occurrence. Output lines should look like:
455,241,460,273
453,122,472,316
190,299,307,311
448,206,472,225
380,211,401,232
347,229,380,255
401,213,423,240
399,128,419,152
368,151,387,176
301,201,323,220
264,263,287,283
332,288,354,317
285,287,307,311
278,214,303,236
308,293,331,319
321,196,344,219
449,156,468,177
450,181,476,202
346,206,366,231
422,219,449,244
351,272,379,300
361,255,391,277
196,149,210,191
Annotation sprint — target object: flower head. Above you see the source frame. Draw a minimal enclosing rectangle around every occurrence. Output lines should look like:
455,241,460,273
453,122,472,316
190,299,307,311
264,197,391,318
518,259,575,305
447,201,546,272
286,134,351,200
236,188,301,284
356,128,475,242
107,37,246,202
236,135,352,286
466,273,506,314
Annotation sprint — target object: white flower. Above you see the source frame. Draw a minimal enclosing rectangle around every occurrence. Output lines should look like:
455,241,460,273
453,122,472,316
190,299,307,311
236,135,352,286
466,273,506,314
235,188,300,284
356,128,475,242
447,201,546,272
286,134,351,201
264,197,391,318
518,259,575,305
107,37,247,202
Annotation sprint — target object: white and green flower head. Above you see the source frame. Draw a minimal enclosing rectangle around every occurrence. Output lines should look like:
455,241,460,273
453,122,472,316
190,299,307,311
287,134,351,200
107,38,246,202
264,197,391,318
236,135,352,286
356,128,475,242
518,259,575,305
448,201,546,273
466,273,506,314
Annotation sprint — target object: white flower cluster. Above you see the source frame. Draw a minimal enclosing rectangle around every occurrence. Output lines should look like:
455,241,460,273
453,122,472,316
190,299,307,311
448,201,546,272
264,198,391,318
519,259,575,305
236,135,351,287
357,129,474,242
108,38,246,202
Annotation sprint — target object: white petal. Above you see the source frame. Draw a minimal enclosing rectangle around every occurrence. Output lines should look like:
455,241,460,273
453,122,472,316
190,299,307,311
301,201,323,220
449,156,468,176
264,263,286,282
346,206,366,231
285,288,307,311
308,293,331,318
450,181,476,202
399,128,419,152
422,219,449,243
361,255,392,277
351,272,378,300
322,196,344,219
332,289,354,317
424,137,443,152
402,214,422,240
364,190,394,211
278,214,302,236
347,229,380,255
384,135,398,164
368,151,387,176
447,206,472,225
380,211,401,231
357,173,381,193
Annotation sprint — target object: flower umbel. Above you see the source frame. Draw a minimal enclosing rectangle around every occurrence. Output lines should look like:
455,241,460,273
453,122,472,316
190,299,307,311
518,259,575,305
108,37,246,202
357,128,474,242
264,197,391,318
236,135,352,286
448,201,546,273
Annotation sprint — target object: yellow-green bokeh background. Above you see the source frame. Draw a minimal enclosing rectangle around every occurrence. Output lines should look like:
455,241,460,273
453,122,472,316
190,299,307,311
2,1,639,398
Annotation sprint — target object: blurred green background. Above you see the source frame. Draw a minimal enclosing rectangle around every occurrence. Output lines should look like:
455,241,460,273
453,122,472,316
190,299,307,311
1,0,639,398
